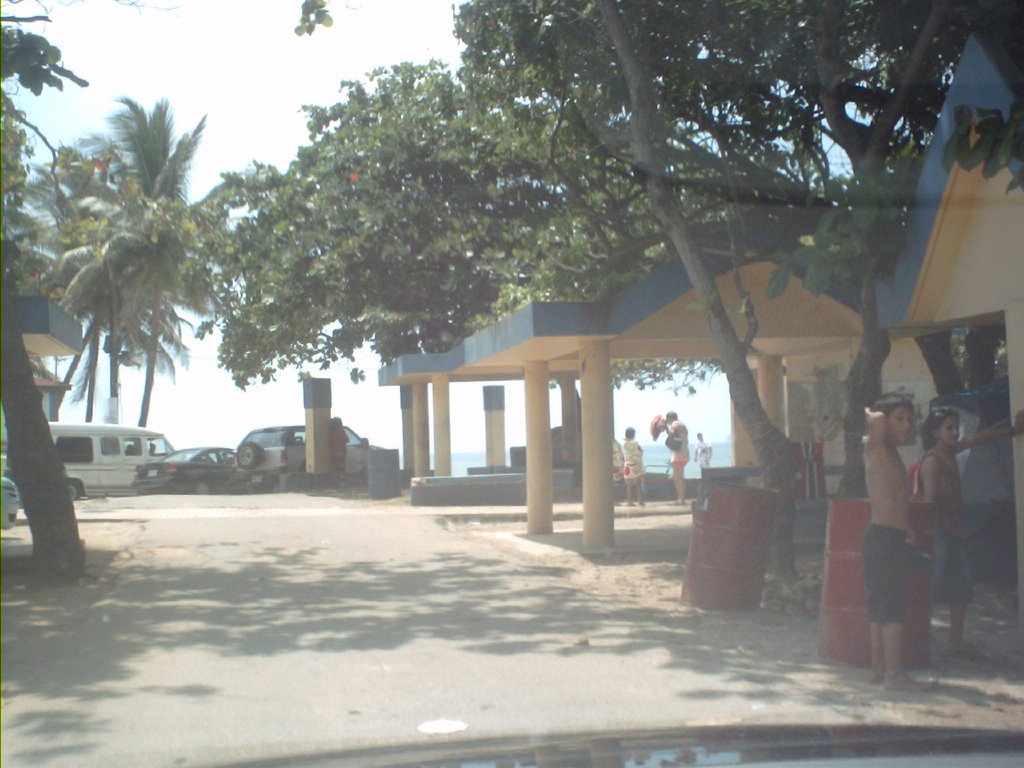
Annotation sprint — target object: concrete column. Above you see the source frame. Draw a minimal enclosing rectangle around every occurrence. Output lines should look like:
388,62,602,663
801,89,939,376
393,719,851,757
731,359,760,468
432,375,452,477
483,386,507,467
524,361,553,534
1006,301,1024,626
302,378,332,474
757,354,787,433
304,408,331,474
557,374,580,464
411,381,430,477
580,340,614,549
400,385,414,472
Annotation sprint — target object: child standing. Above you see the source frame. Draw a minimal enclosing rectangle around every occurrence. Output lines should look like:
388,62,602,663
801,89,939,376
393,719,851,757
916,406,1024,654
863,395,929,690
622,427,645,506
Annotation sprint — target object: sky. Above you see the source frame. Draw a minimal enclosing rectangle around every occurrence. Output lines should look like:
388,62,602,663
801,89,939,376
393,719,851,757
11,0,732,455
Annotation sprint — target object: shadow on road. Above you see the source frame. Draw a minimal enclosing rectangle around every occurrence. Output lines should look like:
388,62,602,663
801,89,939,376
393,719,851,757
3,514,1023,764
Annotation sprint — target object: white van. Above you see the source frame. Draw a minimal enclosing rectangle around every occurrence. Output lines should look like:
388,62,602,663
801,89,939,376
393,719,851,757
49,423,174,499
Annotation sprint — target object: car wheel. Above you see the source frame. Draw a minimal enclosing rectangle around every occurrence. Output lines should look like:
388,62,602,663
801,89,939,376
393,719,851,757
68,480,84,501
195,480,212,495
237,442,265,469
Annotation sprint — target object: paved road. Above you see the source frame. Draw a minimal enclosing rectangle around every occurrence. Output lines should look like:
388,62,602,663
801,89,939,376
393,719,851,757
2,495,1022,767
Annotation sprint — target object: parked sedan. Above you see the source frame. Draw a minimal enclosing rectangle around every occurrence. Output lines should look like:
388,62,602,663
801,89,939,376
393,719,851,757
1,476,20,529
132,447,239,495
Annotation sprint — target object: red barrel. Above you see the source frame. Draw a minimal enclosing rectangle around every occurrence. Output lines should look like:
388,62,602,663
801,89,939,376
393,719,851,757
681,483,779,610
817,499,934,668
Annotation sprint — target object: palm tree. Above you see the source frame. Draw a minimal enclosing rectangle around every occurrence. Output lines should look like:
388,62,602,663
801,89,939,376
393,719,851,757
97,98,208,425
57,98,209,425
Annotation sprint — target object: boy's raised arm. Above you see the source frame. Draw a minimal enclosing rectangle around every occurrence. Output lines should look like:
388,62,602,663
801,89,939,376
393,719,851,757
864,405,887,452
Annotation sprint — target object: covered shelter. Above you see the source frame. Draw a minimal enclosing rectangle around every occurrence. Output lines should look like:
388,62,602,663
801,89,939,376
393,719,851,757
876,35,1024,615
380,259,862,549
13,296,82,359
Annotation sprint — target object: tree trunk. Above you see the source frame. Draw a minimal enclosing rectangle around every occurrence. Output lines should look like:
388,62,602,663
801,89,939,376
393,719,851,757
964,325,1003,390
84,330,99,423
599,0,799,577
2,256,85,580
60,322,91,390
138,335,158,427
837,271,891,498
915,329,962,396
106,270,121,422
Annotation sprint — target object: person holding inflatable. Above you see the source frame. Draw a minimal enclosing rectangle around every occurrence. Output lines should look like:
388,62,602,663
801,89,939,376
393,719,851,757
651,411,689,505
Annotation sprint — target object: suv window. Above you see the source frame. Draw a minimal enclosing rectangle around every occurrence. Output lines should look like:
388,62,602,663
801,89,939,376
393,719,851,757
247,430,287,448
55,436,93,463
124,437,143,456
146,437,172,457
100,437,121,456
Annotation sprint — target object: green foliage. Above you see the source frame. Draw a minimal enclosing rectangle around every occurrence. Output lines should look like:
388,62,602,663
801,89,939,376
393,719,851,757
457,0,1022,296
295,0,333,36
1,26,87,95
612,358,721,394
2,94,32,250
2,18,88,291
942,100,1024,192
766,168,913,299
224,1,1019,395
21,99,213,417
200,62,667,387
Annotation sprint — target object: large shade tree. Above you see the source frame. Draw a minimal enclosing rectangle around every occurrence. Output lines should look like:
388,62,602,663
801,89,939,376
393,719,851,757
202,59,730,385
452,0,1024,571
2,19,86,578
280,0,1021,573
200,62,607,385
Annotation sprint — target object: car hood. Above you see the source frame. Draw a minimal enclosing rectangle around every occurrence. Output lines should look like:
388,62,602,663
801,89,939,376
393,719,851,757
210,725,1024,768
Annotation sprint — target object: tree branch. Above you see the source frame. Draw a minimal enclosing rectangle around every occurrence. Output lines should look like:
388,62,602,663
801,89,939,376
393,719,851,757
816,0,872,166
547,91,614,256
862,0,950,173
14,112,75,220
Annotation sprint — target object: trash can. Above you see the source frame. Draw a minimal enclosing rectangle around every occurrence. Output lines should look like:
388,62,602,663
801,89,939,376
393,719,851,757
817,499,934,668
681,482,779,610
367,449,401,500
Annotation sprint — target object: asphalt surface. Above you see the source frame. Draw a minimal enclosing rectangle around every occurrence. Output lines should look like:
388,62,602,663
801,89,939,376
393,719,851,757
2,493,1023,767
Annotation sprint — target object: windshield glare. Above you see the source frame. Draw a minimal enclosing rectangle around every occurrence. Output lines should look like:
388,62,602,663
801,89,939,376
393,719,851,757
3,1,1022,766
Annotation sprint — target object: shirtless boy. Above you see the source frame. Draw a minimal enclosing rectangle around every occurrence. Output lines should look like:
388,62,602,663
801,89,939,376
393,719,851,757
863,394,929,690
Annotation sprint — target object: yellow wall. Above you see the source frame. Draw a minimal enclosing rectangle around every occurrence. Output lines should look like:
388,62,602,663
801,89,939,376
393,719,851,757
911,165,1024,326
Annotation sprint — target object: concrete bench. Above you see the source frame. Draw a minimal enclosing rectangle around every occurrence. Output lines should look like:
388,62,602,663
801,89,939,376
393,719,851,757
409,469,577,506
410,473,525,506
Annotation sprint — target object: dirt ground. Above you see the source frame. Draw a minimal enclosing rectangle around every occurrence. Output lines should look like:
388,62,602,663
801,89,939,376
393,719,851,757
450,511,1024,712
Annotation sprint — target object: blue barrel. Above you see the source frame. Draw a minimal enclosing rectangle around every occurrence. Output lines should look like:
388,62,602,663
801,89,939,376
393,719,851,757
367,449,401,500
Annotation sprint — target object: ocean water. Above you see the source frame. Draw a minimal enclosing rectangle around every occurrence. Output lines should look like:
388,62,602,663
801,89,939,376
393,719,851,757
445,442,733,479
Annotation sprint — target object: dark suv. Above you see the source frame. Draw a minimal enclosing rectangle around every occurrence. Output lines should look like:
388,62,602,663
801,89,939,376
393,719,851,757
236,424,373,488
